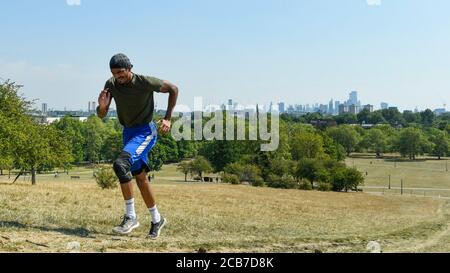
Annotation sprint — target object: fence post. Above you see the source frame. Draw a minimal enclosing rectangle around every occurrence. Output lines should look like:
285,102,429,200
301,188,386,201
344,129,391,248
388,175,391,190
401,179,403,195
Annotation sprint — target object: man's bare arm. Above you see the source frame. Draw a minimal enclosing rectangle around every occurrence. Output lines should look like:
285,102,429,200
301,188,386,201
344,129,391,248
159,81,179,121
157,81,179,134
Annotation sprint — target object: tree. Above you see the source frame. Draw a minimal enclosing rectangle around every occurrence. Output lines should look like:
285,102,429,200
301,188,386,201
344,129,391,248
1,80,72,185
357,108,371,124
429,129,449,160
321,133,346,161
84,116,107,163
403,111,421,124
381,108,406,127
101,130,123,162
295,159,323,188
14,123,72,185
177,160,192,182
326,126,361,156
396,127,431,160
190,156,213,181
359,128,388,157
290,131,326,160
332,167,364,192
53,116,86,162
367,111,387,124
420,109,435,127
335,113,358,125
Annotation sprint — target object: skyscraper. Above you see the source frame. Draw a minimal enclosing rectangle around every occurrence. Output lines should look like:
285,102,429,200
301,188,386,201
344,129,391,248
42,103,48,114
348,91,358,106
381,102,389,110
279,102,285,113
328,99,334,115
334,101,340,115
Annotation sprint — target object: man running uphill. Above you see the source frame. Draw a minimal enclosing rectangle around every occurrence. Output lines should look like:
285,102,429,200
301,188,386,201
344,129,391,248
97,53,179,239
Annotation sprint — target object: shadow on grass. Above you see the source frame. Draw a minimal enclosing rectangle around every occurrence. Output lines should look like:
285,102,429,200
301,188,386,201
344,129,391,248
0,221,95,238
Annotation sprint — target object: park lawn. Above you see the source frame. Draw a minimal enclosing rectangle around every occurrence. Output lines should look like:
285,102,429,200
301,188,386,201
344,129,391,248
1,171,450,253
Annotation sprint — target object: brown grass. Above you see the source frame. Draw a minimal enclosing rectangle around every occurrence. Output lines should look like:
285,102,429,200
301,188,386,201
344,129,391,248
1,167,449,253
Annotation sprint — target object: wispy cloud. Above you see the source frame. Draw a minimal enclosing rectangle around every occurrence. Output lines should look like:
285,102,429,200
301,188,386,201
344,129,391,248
367,0,382,6
66,0,81,6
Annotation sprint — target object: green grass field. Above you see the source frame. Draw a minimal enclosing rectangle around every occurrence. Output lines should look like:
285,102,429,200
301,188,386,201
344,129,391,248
1,159,450,253
346,154,450,197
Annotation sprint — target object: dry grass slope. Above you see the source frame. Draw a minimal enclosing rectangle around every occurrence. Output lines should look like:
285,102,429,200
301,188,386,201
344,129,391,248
1,163,450,253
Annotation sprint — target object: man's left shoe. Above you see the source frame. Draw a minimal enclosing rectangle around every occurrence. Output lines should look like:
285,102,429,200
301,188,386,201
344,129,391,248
148,217,167,239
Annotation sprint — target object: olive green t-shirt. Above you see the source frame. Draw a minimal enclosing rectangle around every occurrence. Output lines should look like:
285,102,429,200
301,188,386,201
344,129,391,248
104,74,164,128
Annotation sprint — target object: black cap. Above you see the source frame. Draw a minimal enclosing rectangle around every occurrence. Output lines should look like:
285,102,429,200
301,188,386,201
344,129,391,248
109,53,133,69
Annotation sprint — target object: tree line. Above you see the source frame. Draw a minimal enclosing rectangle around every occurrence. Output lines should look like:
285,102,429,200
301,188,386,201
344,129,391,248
1,81,448,189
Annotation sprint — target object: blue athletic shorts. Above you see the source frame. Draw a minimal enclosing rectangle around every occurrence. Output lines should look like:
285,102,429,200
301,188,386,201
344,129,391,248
122,121,158,176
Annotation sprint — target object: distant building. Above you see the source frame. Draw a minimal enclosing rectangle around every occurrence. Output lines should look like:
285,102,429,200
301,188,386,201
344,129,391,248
279,102,285,113
349,104,358,114
338,104,348,115
381,102,389,110
228,99,233,111
388,106,399,112
42,103,48,115
434,108,447,116
363,104,374,112
328,99,334,115
334,101,340,115
319,104,328,114
348,91,358,106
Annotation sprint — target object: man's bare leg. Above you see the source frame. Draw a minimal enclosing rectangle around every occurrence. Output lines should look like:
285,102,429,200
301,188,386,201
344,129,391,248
135,172,156,208
112,181,139,234
135,171,166,238
120,181,134,201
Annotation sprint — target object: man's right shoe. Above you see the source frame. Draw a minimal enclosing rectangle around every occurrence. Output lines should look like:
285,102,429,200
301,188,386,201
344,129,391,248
112,215,140,235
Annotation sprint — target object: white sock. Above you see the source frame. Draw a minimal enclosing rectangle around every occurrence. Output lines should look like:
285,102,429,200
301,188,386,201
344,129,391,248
149,205,161,224
125,198,136,219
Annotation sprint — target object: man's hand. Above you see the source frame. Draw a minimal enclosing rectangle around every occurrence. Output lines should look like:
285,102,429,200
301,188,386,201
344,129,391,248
157,119,171,134
97,88,111,118
98,88,111,109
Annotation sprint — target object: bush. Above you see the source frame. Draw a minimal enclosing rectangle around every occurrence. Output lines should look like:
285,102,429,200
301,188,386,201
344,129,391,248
222,173,241,184
317,182,332,192
332,167,364,192
94,166,118,189
266,174,298,189
298,181,313,190
251,176,265,187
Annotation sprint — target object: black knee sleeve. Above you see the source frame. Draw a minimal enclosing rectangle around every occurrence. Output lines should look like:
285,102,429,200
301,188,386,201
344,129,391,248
113,152,133,183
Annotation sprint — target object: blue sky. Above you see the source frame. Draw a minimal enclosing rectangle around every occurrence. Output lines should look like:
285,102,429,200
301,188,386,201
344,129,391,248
1,0,449,111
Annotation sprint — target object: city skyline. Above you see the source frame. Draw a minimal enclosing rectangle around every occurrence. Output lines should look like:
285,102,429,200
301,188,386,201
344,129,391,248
38,89,447,117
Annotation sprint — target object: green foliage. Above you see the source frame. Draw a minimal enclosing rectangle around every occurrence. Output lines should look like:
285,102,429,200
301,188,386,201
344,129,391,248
94,166,118,189
53,116,86,162
298,181,313,190
326,125,361,156
335,113,358,125
222,173,240,184
190,156,213,180
224,163,262,183
84,116,107,163
177,160,193,181
428,128,449,159
332,167,364,192
317,182,332,192
266,174,298,189
359,128,388,157
290,131,326,160
396,127,431,160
